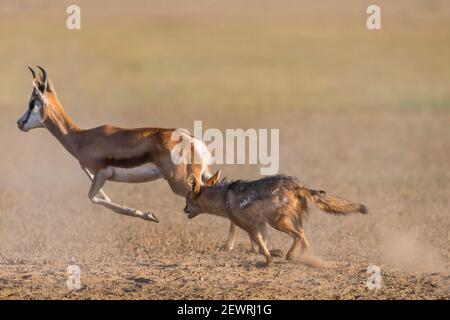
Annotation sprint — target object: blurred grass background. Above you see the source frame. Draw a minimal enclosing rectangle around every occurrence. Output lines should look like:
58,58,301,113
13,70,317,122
1,0,449,194
1,0,449,187
1,0,449,125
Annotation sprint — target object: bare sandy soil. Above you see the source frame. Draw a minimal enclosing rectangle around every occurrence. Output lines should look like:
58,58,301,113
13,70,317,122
0,108,448,300
0,0,449,300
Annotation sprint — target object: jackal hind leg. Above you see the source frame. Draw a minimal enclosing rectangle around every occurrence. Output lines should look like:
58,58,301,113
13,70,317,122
269,217,304,261
294,213,309,256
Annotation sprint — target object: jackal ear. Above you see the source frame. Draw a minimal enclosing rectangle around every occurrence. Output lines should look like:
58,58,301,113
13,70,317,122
187,174,201,193
205,170,221,186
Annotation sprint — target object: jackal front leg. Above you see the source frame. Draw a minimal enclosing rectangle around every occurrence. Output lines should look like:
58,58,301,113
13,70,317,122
251,231,273,266
88,168,159,223
260,223,283,258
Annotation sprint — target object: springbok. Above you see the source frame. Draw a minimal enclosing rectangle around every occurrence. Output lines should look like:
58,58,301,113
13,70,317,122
16,66,241,249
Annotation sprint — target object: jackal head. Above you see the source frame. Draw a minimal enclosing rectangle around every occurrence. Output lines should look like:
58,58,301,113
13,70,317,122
184,170,221,219
17,66,55,132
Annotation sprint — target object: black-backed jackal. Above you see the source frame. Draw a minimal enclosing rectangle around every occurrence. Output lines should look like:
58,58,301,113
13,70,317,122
184,171,367,266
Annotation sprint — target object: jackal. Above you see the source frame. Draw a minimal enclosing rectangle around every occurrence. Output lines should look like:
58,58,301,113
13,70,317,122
184,171,367,266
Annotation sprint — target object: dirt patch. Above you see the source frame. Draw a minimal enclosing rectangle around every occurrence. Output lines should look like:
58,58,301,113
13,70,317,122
1,0,449,299
0,110,448,300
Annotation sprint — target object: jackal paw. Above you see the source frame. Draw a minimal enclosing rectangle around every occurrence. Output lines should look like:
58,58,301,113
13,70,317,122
269,249,284,258
285,254,295,261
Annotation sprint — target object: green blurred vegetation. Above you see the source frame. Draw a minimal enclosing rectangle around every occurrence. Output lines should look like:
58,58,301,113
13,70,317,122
1,0,449,119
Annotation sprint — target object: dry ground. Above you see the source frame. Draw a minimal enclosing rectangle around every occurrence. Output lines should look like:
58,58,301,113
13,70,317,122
0,109,448,299
0,0,449,299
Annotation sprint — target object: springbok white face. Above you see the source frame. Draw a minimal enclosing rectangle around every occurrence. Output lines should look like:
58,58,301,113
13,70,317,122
17,66,48,132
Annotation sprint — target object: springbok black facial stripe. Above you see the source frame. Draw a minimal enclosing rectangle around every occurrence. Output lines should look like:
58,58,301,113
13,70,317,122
22,109,31,126
22,97,36,126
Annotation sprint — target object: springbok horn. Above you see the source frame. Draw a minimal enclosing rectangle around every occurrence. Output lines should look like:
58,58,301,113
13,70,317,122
36,65,47,84
28,66,36,79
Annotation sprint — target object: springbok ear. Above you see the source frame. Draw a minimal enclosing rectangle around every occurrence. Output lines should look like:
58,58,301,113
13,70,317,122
46,79,55,93
187,174,201,194
205,170,221,186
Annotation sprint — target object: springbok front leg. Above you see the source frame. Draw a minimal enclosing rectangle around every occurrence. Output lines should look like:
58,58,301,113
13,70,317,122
88,168,159,223
222,222,260,252
82,167,110,202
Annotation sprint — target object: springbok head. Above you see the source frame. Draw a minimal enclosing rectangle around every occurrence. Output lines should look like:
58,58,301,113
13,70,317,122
17,66,55,132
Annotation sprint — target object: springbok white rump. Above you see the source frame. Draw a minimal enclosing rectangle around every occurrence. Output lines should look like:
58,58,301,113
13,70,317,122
16,66,241,249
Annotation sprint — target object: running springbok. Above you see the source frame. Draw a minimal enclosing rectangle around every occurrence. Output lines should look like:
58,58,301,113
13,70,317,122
16,66,241,248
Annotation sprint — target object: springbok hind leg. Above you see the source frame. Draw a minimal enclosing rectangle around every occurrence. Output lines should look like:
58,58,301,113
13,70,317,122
88,168,159,223
82,167,110,201
221,222,237,251
222,223,263,253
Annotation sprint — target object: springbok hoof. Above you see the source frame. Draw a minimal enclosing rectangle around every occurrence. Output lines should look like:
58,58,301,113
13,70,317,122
142,212,159,223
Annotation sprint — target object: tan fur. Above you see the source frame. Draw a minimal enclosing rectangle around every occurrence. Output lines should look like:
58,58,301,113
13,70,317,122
41,92,203,191
297,188,368,215
185,173,367,266
18,67,249,246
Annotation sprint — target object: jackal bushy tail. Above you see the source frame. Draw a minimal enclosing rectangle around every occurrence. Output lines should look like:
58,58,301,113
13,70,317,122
298,187,368,215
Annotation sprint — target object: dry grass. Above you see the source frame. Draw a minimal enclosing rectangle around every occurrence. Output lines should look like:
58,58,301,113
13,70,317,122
0,0,449,299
